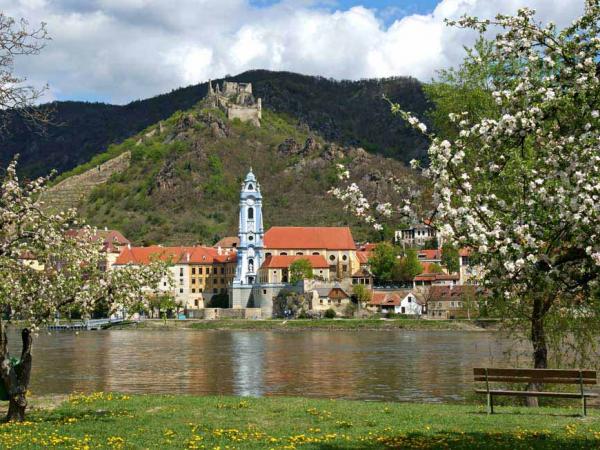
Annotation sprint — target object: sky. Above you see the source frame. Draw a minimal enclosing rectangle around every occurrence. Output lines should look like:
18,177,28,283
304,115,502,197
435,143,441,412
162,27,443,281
1,0,586,105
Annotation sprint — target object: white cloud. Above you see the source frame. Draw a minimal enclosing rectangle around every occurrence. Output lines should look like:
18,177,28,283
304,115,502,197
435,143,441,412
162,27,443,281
0,0,586,104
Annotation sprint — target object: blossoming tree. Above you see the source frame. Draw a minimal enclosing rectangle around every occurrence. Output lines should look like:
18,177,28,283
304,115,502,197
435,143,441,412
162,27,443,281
334,2,600,371
0,161,168,421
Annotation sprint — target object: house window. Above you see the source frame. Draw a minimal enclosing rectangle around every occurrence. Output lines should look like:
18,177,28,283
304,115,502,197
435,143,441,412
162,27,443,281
248,207,254,219
352,279,357,284
198,267,203,274
192,268,196,275
163,282,167,287
179,268,184,276
192,288,196,293
263,289,267,294
195,299,199,307
320,299,323,304
266,252,272,257
221,278,225,284
221,267,225,274
281,252,287,256
408,297,412,303
179,288,183,293
329,255,335,261
192,279,196,285
213,268,217,274
312,252,320,255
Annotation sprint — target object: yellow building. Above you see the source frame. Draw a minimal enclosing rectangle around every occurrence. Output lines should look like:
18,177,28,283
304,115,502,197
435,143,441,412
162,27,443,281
263,227,359,280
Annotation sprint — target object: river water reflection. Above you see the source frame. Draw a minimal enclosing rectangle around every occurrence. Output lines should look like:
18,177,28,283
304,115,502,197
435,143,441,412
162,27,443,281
9,329,526,402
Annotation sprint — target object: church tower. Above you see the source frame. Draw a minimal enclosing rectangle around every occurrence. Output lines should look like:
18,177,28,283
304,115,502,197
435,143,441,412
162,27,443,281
230,168,264,308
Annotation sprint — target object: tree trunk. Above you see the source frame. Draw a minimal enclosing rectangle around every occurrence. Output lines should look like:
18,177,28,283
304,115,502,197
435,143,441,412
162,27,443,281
527,296,548,407
0,322,33,422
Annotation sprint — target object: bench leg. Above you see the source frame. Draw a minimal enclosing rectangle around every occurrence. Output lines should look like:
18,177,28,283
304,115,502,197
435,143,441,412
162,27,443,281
487,393,494,414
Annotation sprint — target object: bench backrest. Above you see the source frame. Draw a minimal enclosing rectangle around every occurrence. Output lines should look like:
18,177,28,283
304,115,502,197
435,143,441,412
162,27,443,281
474,368,597,385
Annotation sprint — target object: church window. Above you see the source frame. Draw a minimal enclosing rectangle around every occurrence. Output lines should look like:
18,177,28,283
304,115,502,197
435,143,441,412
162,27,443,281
280,252,287,256
248,207,254,219
263,289,267,294
248,258,254,272
296,252,303,255
312,252,320,255
329,255,335,261
248,184,254,190
248,235,254,241
179,288,183,293
266,252,272,257
342,255,348,261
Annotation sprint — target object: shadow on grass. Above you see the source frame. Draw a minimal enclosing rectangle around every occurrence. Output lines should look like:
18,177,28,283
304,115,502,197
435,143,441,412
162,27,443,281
27,407,134,424
315,431,600,449
467,409,587,418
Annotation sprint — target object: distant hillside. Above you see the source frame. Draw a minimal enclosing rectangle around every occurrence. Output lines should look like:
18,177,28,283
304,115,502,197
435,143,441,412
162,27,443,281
0,70,429,179
48,101,421,245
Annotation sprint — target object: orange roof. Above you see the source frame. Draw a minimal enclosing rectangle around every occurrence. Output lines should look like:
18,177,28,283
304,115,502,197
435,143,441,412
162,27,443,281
66,229,130,253
356,251,371,264
264,227,356,250
428,285,477,301
370,292,401,306
459,248,472,257
414,272,459,281
115,246,237,265
214,236,240,249
417,249,441,260
359,243,378,252
261,255,329,269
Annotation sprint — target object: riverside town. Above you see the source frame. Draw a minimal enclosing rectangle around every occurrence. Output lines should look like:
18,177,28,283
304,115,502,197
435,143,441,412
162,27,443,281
0,1,599,448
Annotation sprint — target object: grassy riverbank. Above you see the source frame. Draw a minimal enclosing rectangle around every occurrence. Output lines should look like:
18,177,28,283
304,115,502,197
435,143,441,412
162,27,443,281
109,318,498,332
0,394,598,449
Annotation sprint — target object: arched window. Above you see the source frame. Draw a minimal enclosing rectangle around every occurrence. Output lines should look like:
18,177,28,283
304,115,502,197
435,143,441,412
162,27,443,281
248,258,254,272
248,184,254,190
248,207,254,219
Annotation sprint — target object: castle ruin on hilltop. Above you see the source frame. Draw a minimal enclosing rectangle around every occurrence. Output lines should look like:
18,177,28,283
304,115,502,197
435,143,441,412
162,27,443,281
206,80,262,127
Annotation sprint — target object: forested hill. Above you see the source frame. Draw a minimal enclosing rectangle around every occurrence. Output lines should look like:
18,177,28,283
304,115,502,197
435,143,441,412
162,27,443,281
0,70,429,179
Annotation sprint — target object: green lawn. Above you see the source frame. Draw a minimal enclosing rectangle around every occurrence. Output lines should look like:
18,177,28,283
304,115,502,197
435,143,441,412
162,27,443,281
1,394,598,449
182,318,493,331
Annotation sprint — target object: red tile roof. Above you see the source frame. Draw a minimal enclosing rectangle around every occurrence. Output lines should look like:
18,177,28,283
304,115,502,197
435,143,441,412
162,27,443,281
261,255,329,269
370,292,402,306
66,229,130,253
414,272,460,281
214,236,240,249
428,285,477,301
264,227,356,250
418,249,442,260
115,246,237,265
356,251,371,264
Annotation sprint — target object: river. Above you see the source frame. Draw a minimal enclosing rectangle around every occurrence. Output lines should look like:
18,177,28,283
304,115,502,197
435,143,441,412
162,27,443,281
6,329,534,403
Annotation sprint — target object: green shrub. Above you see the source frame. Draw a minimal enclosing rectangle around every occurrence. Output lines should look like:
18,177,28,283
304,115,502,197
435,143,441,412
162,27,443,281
324,309,336,319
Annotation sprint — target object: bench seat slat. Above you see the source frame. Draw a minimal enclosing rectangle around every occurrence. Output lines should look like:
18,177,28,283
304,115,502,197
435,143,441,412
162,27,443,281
474,368,596,380
474,376,597,384
475,389,598,398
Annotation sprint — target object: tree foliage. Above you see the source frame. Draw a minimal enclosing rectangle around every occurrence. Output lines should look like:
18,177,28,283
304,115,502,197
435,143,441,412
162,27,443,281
0,160,168,421
392,249,424,282
289,258,314,284
352,284,372,304
396,3,600,369
368,242,397,281
441,243,460,274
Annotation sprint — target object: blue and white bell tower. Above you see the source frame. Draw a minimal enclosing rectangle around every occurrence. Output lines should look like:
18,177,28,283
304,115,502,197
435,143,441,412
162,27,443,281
230,168,264,308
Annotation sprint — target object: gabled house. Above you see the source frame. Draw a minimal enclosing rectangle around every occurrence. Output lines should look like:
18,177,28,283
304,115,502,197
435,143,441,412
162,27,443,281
369,290,426,315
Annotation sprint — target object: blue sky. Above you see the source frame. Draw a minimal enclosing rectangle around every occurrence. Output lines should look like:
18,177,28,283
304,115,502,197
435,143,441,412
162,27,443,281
2,0,586,104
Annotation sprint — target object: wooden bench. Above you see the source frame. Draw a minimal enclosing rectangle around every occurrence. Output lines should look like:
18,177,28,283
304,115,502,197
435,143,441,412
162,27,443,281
474,368,598,416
